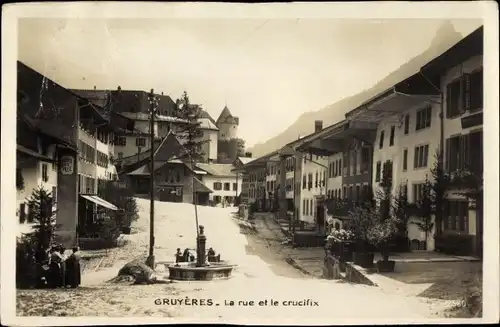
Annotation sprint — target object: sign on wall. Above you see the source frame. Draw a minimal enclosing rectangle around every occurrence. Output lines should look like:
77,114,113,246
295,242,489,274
60,156,75,175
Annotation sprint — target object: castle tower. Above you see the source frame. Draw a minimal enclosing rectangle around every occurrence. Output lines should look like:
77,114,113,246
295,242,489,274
216,105,239,141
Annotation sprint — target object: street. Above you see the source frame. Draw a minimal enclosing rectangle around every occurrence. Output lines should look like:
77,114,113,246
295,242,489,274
17,199,453,322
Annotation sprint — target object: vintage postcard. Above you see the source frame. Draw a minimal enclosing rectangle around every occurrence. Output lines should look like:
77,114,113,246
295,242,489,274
1,1,499,326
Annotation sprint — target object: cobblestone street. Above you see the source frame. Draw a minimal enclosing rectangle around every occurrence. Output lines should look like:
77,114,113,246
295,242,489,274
16,200,455,322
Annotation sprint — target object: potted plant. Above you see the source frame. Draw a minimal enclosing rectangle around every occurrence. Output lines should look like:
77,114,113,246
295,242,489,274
345,205,378,268
325,228,355,272
368,216,399,272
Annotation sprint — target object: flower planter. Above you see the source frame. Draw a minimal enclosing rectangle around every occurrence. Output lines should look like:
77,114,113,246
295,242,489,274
353,251,374,268
376,260,395,273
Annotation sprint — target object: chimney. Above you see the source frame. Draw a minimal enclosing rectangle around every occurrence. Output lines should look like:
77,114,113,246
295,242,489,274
161,92,164,95
314,120,323,133
93,85,96,90
117,86,121,91
245,152,252,158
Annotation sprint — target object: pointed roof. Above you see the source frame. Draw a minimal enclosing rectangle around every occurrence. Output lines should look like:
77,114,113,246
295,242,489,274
154,131,187,161
216,105,234,125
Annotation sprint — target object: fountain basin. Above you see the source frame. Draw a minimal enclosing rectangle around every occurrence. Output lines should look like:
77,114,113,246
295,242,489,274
167,261,236,281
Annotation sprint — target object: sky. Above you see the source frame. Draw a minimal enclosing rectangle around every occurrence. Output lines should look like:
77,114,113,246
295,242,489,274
17,18,482,147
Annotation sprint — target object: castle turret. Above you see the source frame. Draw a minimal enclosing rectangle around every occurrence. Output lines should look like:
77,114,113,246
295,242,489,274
216,105,239,141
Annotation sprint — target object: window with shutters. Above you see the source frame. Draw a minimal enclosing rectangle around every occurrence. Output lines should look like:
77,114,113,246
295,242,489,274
412,183,425,203
338,159,342,176
403,148,408,171
404,114,410,135
413,144,429,169
469,69,483,112
303,199,306,215
446,78,462,118
41,163,49,182
469,130,483,175
302,175,306,189
308,173,313,190
351,151,357,175
19,203,26,224
213,182,222,190
444,200,469,232
389,126,395,146
416,106,432,131
224,183,230,191
446,134,470,172
375,161,381,182
379,131,385,149
315,171,319,188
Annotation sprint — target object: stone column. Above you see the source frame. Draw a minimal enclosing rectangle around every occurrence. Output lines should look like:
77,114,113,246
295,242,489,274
196,225,207,267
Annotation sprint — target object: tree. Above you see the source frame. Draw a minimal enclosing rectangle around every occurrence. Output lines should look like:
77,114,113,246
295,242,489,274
175,91,207,163
236,138,246,157
411,176,434,250
24,186,59,256
392,183,411,240
98,180,139,230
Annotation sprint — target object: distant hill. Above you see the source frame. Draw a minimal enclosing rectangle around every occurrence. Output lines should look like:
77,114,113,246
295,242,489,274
247,22,464,158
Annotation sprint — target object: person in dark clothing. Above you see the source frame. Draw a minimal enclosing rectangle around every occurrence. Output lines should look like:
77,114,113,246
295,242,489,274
48,247,63,288
65,247,82,288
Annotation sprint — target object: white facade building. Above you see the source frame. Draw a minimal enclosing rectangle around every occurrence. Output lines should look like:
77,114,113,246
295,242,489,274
199,117,219,163
197,163,241,205
298,153,328,225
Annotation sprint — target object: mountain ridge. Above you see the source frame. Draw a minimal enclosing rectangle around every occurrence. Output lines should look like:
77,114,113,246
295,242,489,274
247,22,464,158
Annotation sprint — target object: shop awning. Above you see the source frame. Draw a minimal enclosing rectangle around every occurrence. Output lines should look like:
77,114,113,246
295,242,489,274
80,195,118,211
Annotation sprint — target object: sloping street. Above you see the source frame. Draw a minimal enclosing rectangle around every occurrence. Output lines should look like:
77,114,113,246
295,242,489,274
17,199,454,322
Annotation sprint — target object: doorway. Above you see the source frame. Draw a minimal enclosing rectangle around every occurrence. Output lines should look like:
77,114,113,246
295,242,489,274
316,204,325,236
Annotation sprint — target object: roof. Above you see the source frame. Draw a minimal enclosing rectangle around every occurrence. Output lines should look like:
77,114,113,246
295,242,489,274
199,109,217,125
198,117,219,131
421,26,483,77
216,105,239,125
195,163,236,177
127,159,186,176
194,177,213,193
236,157,254,165
17,145,54,161
119,112,187,123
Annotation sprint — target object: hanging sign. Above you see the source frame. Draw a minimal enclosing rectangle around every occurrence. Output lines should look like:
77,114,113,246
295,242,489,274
60,156,75,175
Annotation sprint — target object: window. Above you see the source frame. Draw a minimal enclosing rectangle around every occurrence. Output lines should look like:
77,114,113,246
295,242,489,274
303,199,306,215
27,204,35,223
355,185,360,201
233,183,237,191
444,200,469,232
19,203,26,224
468,130,483,175
224,183,230,191
41,163,49,182
416,107,432,131
389,126,396,146
446,79,462,118
348,186,353,200
342,186,346,198
469,70,483,111
52,186,57,205
379,131,385,149
315,171,318,188
214,195,221,203
338,159,342,176
361,148,370,172
309,199,313,216
308,173,313,190
412,183,425,203
403,149,408,171
375,161,381,182
115,136,126,146
351,151,357,175
413,144,429,169
135,137,146,147
213,182,222,191
302,175,306,189
404,114,410,135
446,134,470,172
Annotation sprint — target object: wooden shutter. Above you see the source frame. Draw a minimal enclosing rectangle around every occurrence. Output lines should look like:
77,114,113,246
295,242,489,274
461,133,471,170
445,138,451,172
461,73,471,112
446,84,453,118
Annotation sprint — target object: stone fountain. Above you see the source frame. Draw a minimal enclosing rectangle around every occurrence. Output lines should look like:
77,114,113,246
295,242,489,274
167,225,236,281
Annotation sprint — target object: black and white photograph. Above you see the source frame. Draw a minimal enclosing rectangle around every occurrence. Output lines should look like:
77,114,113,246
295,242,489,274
1,2,498,325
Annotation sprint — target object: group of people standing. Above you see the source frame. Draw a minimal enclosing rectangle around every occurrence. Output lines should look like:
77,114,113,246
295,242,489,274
47,245,82,288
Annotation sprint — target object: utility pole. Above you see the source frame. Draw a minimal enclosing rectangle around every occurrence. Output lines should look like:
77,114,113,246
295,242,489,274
146,89,157,269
